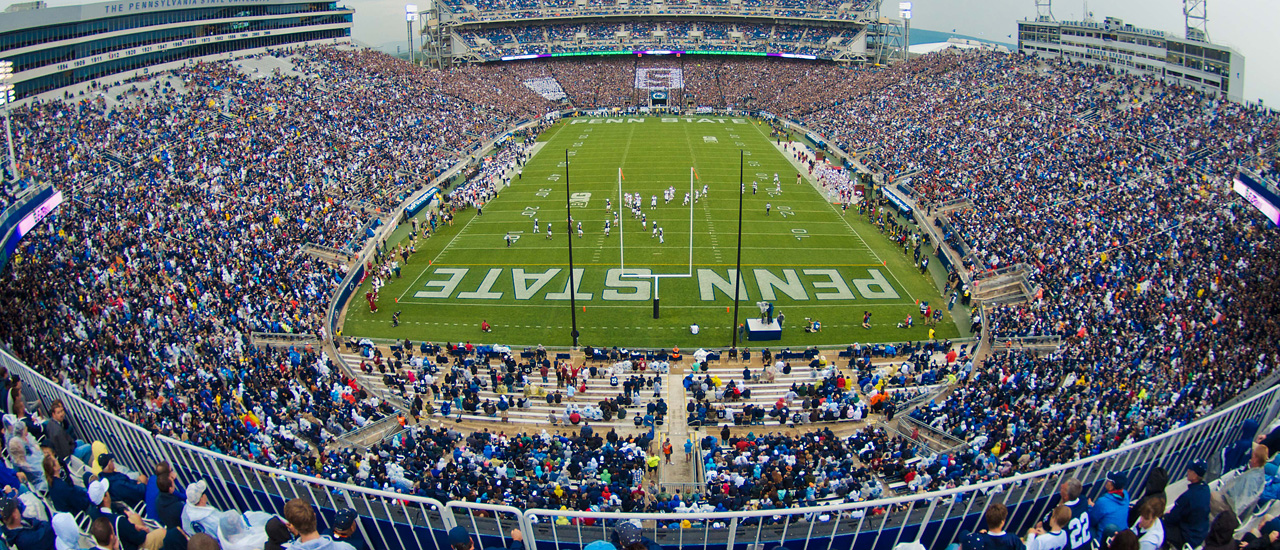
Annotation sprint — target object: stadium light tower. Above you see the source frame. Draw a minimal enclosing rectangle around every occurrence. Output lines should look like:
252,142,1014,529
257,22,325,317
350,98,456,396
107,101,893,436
1035,0,1054,22
0,60,16,184
1184,0,1208,42
898,2,911,63
405,5,419,64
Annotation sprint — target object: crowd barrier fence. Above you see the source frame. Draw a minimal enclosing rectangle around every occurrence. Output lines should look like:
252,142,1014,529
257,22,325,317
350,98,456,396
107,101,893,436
4,344,1278,550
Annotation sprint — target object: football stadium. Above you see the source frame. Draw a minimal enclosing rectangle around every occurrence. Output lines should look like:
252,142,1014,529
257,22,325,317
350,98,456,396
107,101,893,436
0,0,1276,548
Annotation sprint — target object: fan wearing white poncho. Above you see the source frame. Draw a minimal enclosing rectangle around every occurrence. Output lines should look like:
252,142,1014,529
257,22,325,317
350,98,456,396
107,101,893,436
218,509,277,550
181,480,222,536
52,513,80,550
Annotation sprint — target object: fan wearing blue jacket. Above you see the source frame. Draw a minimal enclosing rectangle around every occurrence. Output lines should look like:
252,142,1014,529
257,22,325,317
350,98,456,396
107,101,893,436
1089,471,1132,541
1164,460,1212,550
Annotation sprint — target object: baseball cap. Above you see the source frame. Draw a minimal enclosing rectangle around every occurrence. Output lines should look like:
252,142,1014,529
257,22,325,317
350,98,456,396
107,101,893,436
97,453,115,469
0,498,18,518
187,479,209,506
88,479,110,505
264,517,293,550
615,521,643,546
448,526,471,546
1189,460,1208,478
333,509,357,530
1106,471,1127,490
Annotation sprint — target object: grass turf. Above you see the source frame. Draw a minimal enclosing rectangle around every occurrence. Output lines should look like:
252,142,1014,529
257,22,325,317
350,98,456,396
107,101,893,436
341,116,960,348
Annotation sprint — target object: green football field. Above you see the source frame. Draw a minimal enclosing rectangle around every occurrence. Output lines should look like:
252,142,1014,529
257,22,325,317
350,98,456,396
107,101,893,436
342,116,961,348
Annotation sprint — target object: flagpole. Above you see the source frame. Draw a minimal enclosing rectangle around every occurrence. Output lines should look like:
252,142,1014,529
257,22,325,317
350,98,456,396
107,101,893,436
618,167,624,270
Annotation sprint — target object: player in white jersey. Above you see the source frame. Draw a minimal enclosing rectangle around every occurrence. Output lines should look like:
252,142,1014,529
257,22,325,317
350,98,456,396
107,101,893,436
652,226,658,238
604,220,611,236
606,199,612,211
534,220,540,233
658,227,664,244
577,221,583,238
683,193,690,205
651,195,657,209
702,184,708,197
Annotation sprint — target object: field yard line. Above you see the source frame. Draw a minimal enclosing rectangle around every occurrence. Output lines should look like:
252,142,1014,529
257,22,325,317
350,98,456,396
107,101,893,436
396,206,483,302
391,301,919,309
748,120,918,303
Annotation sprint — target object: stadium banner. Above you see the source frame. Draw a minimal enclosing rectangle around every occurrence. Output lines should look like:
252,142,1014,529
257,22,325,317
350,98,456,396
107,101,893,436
881,185,912,214
404,186,441,217
329,263,365,337
500,50,822,62
1234,171,1280,226
0,185,61,270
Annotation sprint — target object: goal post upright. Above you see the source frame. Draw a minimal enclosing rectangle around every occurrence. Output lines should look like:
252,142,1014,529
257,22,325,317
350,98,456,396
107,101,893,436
687,165,694,277
617,165,695,320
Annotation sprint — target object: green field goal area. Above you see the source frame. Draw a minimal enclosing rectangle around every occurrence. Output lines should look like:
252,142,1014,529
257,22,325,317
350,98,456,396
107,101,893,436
342,116,960,348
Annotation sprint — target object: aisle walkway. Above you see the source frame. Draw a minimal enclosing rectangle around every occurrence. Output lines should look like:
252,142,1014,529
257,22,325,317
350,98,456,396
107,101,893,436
659,364,698,488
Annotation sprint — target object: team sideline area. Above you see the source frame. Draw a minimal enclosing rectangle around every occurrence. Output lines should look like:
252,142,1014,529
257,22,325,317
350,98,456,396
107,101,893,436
0,20,1277,550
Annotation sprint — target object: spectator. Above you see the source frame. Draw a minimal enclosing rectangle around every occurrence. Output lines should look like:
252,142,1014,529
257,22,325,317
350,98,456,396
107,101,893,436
585,521,660,550
154,475,185,530
982,502,1025,550
265,517,294,550
52,513,80,550
218,510,275,550
282,498,356,550
1203,492,1240,550
1132,498,1165,550
0,456,22,494
1089,472,1131,541
88,479,154,550
45,454,93,516
1107,531,1141,550
181,480,221,537
324,510,365,550
5,416,46,493
98,454,147,508
1,497,55,549
1051,478,1092,550
447,525,524,550
1163,461,1210,549
146,463,185,523
1223,420,1261,473
188,533,222,550
43,400,91,465
91,517,119,550
1026,506,1070,550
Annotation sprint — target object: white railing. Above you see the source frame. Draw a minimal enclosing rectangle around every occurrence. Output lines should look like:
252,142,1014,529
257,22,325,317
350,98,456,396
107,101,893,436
4,343,1278,550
